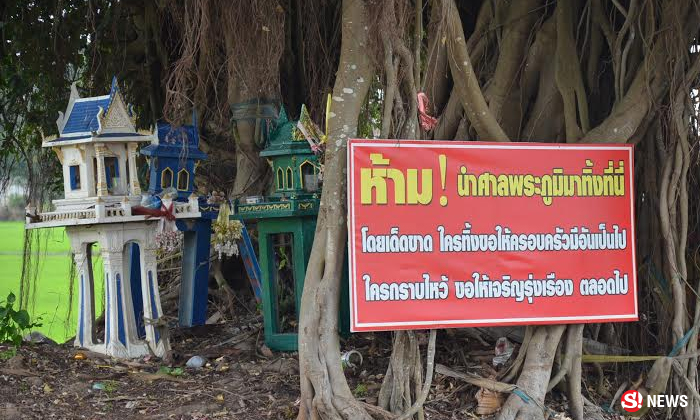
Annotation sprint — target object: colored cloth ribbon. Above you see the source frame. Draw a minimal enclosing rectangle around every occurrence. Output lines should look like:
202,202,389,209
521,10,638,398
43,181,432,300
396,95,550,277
132,202,176,222
417,92,438,131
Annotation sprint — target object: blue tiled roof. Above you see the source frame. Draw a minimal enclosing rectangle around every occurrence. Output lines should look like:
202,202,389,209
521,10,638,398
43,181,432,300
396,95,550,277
141,122,207,160
61,96,111,134
59,77,126,136
156,123,200,147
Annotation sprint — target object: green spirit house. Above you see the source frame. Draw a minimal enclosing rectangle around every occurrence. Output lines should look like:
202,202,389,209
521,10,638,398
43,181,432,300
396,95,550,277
234,106,348,351
261,107,323,197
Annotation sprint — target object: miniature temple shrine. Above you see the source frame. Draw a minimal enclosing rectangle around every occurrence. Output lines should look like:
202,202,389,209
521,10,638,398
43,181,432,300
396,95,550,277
141,120,218,327
141,119,207,200
234,105,348,351
26,79,203,359
27,78,344,357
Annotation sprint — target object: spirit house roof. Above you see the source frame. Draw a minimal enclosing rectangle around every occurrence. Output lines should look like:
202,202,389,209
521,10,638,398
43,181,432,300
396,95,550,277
140,118,208,200
141,120,208,161
62,95,111,134
45,77,151,146
260,106,317,157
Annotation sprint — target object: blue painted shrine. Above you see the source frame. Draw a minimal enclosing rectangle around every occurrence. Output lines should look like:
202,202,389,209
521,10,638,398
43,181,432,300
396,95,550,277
141,121,208,200
140,120,217,327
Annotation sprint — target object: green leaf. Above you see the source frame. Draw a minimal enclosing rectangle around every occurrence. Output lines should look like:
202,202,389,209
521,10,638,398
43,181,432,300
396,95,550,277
12,310,30,328
0,348,17,360
158,366,184,376
6,293,15,305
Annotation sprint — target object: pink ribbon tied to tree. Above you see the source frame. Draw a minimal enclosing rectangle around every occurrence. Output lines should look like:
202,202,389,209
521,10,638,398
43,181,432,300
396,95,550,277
417,92,438,131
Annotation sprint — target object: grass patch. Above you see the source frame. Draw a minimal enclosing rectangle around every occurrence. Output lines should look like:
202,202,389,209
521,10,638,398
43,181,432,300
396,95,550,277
104,380,119,393
0,348,17,360
0,221,104,343
353,383,368,398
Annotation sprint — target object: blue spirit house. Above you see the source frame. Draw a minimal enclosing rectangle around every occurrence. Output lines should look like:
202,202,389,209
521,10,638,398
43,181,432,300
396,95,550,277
141,120,216,327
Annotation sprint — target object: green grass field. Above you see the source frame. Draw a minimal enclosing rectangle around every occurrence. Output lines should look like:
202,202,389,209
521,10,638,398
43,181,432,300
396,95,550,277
0,221,104,343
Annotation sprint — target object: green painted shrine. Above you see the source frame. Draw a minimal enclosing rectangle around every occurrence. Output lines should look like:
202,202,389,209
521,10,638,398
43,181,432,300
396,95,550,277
234,106,348,351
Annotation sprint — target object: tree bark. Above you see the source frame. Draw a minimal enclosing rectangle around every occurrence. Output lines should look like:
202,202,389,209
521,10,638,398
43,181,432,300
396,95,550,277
443,0,509,142
297,1,374,419
484,0,543,138
422,4,449,116
225,73,269,199
498,325,566,420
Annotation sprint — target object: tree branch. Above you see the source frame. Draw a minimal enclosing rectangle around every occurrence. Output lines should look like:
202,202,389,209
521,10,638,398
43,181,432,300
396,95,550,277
554,0,590,141
442,0,509,142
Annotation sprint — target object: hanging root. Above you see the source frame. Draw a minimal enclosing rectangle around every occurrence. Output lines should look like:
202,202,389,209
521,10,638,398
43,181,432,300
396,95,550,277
378,330,438,420
565,325,584,420
498,326,565,420
395,330,437,420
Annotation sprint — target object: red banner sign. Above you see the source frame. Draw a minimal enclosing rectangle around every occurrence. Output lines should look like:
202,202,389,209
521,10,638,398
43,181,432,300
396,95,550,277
347,140,637,332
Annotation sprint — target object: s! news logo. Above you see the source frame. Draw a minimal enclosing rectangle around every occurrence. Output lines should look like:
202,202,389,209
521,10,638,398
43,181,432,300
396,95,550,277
621,390,689,412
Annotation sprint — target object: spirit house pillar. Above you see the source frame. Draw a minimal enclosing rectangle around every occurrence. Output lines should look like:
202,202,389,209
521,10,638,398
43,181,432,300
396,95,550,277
95,144,109,197
139,240,169,356
127,142,141,196
71,242,96,349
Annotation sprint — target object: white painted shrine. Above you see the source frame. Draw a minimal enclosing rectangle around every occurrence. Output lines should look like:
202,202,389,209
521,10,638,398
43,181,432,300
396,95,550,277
26,78,201,358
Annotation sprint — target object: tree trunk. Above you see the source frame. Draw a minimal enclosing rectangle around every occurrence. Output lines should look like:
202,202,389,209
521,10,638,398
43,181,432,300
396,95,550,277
224,40,269,199
498,326,566,420
297,1,374,419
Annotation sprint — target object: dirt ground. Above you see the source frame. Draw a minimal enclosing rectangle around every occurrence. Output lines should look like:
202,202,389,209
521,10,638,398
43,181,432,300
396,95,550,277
0,315,605,420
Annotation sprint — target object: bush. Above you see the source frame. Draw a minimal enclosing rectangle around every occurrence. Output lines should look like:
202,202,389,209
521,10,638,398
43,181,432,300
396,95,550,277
0,292,42,346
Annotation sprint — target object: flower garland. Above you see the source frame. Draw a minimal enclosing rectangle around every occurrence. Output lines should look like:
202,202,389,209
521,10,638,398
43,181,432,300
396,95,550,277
295,98,329,165
153,199,182,256
212,203,244,259
154,229,183,255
